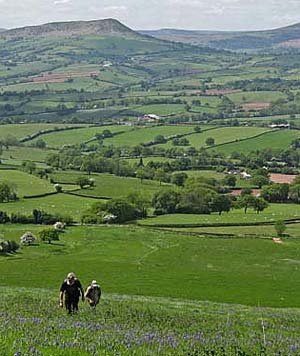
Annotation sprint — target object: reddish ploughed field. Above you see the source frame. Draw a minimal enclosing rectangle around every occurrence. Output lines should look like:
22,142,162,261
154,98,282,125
230,189,261,197
205,89,241,96
242,102,271,111
30,71,99,83
270,173,297,184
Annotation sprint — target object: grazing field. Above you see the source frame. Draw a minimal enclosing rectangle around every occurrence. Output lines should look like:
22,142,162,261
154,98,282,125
133,104,185,116
1,146,55,163
1,225,300,307
168,222,300,238
0,193,98,220
104,125,196,147
161,126,270,149
2,287,300,355
215,129,300,155
179,170,226,180
0,169,54,196
51,171,172,199
140,203,300,226
227,90,287,104
28,125,131,148
0,123,75,140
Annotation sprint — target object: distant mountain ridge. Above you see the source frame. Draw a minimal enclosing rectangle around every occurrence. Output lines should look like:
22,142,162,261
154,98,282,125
141,22,300,50
1,19,142,39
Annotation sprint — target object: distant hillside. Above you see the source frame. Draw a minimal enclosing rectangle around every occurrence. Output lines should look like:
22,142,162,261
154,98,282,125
141,22,300,50
1,19,143,39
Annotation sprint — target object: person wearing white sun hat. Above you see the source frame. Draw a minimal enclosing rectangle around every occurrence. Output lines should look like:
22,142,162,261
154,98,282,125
85,280,101,308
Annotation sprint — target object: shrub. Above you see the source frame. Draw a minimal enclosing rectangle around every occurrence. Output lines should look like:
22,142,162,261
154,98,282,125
0,211,10,223
1,239,19,253
20,232,37,245
39,229,60,244
274,221,286,237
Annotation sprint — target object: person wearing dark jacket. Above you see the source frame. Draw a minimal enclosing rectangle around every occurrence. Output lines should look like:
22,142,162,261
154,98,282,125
59,272,84,314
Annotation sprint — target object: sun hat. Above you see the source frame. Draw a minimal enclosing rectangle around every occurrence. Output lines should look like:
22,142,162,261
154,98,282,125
92,280,97,284
67,272,76,279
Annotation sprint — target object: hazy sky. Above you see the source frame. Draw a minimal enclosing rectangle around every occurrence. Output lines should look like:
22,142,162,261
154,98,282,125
1,0,300,31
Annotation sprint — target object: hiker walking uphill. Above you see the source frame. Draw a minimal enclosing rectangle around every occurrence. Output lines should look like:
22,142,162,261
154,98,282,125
59,272,84,314
85,280,101,308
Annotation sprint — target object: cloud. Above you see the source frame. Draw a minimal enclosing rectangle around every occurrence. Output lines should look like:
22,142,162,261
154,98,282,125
54,0,71,4
0,0,299,31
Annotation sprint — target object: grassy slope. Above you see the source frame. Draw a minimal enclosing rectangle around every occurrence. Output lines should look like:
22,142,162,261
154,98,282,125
0,123,75,139
215,129,300,155
157,126,269,149
0,193,98,220
0,170,55,196
103,125,195,147
1,225,300,308
28,125,131,148
2,287,300,355
51,172,172,199
1,146,54,163
140,203,300,226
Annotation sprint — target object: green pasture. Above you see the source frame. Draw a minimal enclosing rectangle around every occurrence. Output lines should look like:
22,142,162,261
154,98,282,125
51,171,172,199
0,123,74,140
158,126,269,149
28,125,131,148
140,203,300,227
216,129,300,155
1,224,300,307
0,169,54,197
132,104,185,116
180,170,226,180
104,125,195,147
125,156,174,165
1,146,55,163
227,90,287,104
168,222,300,238
210,70,278,85
0,193,97,220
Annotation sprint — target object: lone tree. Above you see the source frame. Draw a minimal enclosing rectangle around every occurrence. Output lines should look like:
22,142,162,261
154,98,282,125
205,137,215,146
274,220,286,237
39,228,60,244
252,197,268,214
211,195,232,215
76,176,91,189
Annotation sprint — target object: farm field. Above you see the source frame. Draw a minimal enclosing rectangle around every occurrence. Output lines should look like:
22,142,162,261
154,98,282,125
0,169,54,197
181,170,255,188
159,126,270,149
0,123,76,140
216,129,300,155
1,225,300,307
0,193,98,221
1,146,55,163
227,90,287,104
104,125,196,147
51,171,172,199
28,125,131,148
139,203,300,226
168,222,300,238
132,104,185,116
